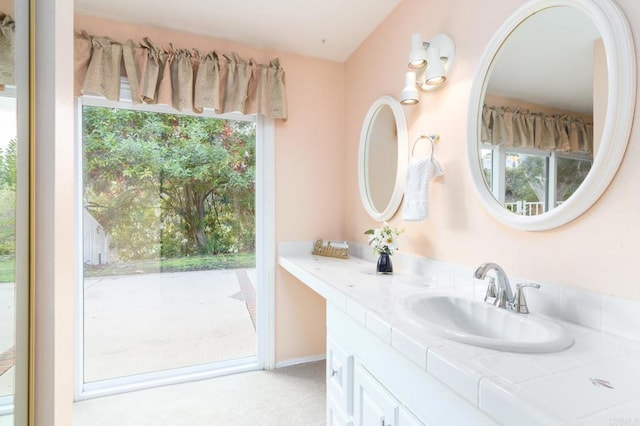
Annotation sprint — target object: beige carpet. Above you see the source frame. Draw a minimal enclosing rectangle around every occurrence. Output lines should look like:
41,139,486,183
74,361,326,426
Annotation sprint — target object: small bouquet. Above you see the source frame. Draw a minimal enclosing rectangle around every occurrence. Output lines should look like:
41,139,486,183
364,222,403,256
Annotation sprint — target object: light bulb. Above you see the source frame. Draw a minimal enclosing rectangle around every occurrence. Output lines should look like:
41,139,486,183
400,72,419,105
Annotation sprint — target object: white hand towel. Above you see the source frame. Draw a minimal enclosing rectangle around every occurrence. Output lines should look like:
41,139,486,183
402,157,443,221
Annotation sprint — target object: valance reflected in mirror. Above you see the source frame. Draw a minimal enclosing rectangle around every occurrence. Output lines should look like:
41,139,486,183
481,7,598,217
466,0,635,231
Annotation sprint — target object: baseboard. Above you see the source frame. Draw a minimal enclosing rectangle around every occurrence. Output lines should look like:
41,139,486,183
275,354,326,369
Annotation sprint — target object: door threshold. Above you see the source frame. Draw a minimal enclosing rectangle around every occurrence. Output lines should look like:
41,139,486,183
76,356,259,401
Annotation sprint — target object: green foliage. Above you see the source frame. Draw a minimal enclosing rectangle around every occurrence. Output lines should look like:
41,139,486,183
505,154,545,203
0,139,16,258
83,107,256,262
505,153,592,206
84,253,255,278
556,156,591,202
0,257,14,283
0,138,17,190
0,188,15,256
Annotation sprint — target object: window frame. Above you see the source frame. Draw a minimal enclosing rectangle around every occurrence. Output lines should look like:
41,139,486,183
74,83,275,400
481,143,593,215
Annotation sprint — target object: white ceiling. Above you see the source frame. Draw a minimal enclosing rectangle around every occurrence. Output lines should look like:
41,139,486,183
74,1,603,112
74,0,402,62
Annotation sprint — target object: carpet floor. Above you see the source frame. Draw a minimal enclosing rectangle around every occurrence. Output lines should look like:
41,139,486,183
74,361,326,426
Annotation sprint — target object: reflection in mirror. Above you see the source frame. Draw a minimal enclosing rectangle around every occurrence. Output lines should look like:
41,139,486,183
358,95,408,222
480,6,601,216
365,105,398,213
467,0,635,231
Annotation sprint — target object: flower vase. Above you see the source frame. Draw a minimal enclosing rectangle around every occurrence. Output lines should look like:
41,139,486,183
376,252,393,275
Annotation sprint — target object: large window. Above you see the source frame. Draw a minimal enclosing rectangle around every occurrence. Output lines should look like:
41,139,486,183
77,98,270,398
482,145,592,216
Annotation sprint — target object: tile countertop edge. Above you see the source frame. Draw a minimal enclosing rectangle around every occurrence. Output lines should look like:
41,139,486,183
277,250,566,424
277,255,333,300
277,244,640,424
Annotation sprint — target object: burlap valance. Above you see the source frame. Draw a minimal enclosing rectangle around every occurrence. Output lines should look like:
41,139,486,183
75,31,287,119
481,105,593,154
0,12,15,91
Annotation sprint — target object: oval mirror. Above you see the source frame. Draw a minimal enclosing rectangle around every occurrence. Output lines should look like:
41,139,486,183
467,0,635,231
358,95,408,221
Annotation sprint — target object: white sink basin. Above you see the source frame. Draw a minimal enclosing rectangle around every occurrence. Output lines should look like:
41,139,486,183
403,295,573,353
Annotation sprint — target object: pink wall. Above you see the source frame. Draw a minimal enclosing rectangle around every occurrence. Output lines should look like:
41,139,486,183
73,0,640,369
344,0,640,302
74,15,344,362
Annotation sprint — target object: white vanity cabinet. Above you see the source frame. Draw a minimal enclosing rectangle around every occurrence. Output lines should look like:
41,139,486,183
325,300,495,426
327,396,354,426
353,363,423,426
327,303,426,426
327,337,354,424
327,337,424,426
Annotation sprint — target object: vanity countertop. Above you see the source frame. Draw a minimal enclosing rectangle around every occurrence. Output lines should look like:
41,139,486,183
278,249,640,425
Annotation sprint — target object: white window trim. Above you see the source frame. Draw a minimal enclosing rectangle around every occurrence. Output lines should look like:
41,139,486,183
0,50,30,422
74,86,275,400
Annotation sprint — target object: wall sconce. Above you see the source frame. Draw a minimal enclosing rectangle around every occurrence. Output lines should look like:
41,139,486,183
401,33,455,105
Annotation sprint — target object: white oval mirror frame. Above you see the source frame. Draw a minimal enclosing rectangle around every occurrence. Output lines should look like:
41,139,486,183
466,0,636,231
358,95,408,222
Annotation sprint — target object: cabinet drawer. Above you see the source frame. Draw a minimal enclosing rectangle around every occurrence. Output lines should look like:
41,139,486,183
327,337,354,415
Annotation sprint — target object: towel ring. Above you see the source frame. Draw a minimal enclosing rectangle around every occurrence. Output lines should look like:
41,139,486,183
411,134,440,158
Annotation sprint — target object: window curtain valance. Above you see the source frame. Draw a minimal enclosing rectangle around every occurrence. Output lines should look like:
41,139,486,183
0,12,14,91
74,30,288,119
481,105,593,154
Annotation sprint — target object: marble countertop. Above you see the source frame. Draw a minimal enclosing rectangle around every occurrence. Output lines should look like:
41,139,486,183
278,249,640,425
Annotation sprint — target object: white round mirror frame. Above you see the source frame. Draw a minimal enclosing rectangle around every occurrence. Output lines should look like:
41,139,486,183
358,95,409,222
466,0,636,231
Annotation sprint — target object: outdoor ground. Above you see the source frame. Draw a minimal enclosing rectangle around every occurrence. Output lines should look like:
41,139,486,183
83,268,257,382
0,267,257,408
0,283,14,400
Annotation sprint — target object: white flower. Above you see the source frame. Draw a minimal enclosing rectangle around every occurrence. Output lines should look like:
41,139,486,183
385,234,396,250
364,223,403,256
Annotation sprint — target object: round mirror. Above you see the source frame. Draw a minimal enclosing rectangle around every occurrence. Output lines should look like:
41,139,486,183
467,0,635,231
358,95,408,221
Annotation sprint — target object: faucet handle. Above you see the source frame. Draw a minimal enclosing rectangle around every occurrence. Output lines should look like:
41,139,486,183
511,282,541,314
483,276,497,303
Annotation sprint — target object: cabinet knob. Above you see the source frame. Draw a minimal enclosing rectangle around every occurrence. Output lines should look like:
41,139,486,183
330,368,339,377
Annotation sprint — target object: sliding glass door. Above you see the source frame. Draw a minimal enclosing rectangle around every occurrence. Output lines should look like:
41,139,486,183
0,0,29,423
0,85,18,423
77,98,265,398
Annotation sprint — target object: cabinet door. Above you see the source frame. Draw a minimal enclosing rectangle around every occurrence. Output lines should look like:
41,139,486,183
353,364,399,426
328,394,354,426
327,337,354,414
399,406,425,426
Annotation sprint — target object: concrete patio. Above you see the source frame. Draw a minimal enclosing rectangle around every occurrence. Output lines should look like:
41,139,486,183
0,268,257,394
83,268,257,382
0,283,15,400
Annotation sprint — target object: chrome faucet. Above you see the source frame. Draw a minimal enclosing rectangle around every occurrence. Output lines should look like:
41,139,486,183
473,262,540,314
